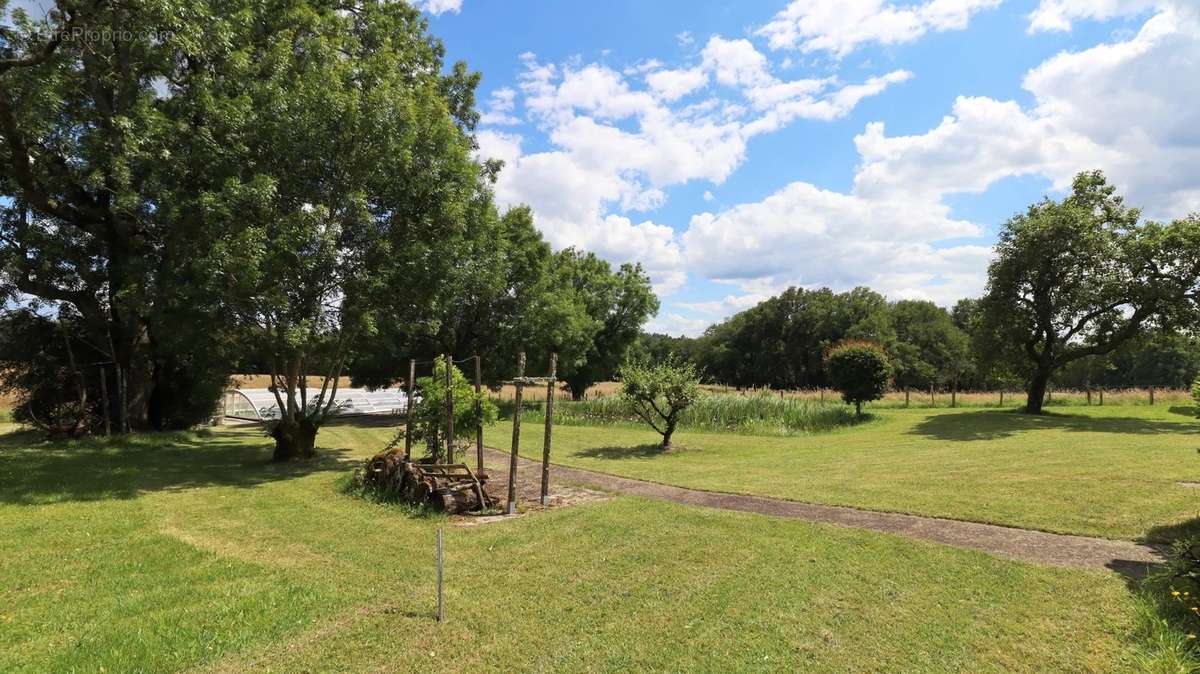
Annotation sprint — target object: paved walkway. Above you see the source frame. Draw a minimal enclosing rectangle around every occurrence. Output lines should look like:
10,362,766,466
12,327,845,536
483,448,1165,576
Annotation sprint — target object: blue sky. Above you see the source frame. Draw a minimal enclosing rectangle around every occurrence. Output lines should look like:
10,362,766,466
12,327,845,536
418,0,1199,336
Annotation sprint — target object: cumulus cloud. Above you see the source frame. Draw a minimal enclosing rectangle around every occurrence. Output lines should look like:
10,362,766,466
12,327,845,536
757,0,1002,56
1027,0,1162,32
413,0,463,15
478,44,910,295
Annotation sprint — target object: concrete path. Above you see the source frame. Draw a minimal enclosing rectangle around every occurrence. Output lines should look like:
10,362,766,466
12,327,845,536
483,448,1166,576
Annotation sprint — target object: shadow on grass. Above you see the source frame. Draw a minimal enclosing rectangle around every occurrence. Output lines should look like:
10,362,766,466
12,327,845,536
574,443,670,460
1141,517,1200,546
1169,405,1199,418
908,409,1199,441
0,426,358,505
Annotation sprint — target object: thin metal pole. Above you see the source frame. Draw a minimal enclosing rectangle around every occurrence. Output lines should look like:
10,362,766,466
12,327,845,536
541,352,557,507
474,355,484,472
506,352,525,515
445,354,454,464
436,527,444,623
404,358,415,462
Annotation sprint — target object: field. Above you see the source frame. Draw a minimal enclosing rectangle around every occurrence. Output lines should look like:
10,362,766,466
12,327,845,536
509,405,1200,540
3,403,1200,671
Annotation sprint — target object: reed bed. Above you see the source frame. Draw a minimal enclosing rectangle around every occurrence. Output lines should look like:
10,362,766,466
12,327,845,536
511,392,861,436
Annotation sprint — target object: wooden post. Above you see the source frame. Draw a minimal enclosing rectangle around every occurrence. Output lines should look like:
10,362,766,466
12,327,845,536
999,389,1004,407
541,353,557,507
904,386,910,408
404,358,416,462
445,354,454,464
435,528,444,623
1099,387,1104,406
1150,386,1156,406
474,355,484,472
99,365,111,436
506,352,525,515
951,377,957,408
930,384,935,406
1086,389,1092,405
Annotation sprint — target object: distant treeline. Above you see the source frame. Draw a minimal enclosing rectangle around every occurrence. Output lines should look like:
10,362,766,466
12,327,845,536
634,287,1200,392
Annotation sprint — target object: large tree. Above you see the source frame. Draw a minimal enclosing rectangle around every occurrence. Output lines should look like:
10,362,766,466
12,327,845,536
555,249,658,399
211,0,487,459
979,171,1200,413
0,0,240,430
890,300,971,399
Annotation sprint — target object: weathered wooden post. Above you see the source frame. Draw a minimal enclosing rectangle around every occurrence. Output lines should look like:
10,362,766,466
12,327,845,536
951,377,958,408
541,352,557,507
999,389,1004,407
930,384,935,406
1150,386,1156,406
506,352,525,515
435,527,444,623
1086,388,1092,405
445,354,454,464
1099,387,1105,406
474,355,484,472
904,386,910,408
404,358,416,461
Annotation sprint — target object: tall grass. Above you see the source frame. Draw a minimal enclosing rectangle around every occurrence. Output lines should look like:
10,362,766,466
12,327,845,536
513,392,862,436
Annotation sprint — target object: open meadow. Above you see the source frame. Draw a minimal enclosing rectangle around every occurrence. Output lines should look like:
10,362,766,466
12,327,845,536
3,402,1200,672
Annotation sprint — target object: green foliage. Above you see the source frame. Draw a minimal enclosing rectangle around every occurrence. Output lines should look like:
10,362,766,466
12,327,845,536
408,356,497,462
1192,377,1200,416
978,171,1200,413
890,300,972,393
618,357,701,448
695,286,895,390
519,392,860,436
825,341,892,416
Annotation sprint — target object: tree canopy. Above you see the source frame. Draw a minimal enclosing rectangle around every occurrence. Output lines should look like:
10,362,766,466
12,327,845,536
978,171,1200,413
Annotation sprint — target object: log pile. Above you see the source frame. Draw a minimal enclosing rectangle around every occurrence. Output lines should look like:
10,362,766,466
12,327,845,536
357,448,496,514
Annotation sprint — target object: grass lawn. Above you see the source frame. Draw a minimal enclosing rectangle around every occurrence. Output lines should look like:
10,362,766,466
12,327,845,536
0,422,1186,672
502,404,1200,541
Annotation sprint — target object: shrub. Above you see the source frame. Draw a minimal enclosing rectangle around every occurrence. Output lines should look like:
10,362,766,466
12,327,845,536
1192,376,1200,417
406,356,497,462
825,340,892,416
618,356,700,449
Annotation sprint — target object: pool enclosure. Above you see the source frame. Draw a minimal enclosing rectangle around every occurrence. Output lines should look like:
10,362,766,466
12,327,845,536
222,387,414,422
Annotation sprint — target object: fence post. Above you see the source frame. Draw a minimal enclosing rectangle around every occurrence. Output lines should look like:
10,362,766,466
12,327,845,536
435,527,444,623
474,355,484,472
506,352,525,515
404,358,416,462
999,389,1004,407
1150,386,1156,406
445,354,454,464
1099,388,1104,406
1087,389,1092,405
541,352,557,507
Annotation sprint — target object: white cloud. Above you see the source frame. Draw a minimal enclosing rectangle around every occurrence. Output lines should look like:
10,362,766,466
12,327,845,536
1027,0,1161,32
481,48,909,296
479,87,520,126
757,0,1002,56
414,0,463,15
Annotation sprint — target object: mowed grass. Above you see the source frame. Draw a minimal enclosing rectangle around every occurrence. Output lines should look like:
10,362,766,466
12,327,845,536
0,422,1180,672
501,404,1200,541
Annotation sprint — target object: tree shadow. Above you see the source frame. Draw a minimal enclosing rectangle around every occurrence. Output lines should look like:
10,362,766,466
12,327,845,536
574,443,670,460
1169,406,1198,418
1142,517,1200,546
0,426,358,505
908,409,1199,441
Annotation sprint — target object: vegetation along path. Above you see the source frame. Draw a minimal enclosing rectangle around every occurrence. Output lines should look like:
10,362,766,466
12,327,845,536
485,448,1165,574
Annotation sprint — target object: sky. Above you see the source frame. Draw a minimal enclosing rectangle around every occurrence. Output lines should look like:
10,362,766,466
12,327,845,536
8,0,1199,336
417,0,1200,336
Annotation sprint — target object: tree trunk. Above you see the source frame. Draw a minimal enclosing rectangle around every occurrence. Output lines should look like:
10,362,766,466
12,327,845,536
1026,368,1051,414
855,400,862,417
271,417,319,461
661,418,677,449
